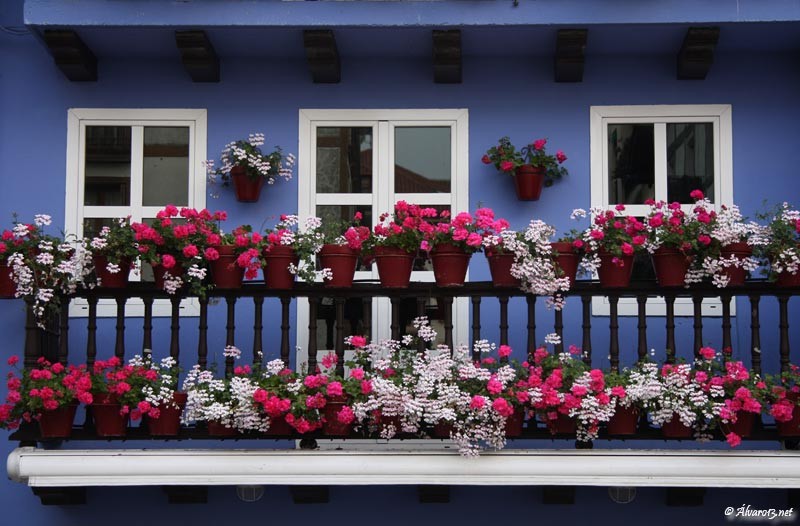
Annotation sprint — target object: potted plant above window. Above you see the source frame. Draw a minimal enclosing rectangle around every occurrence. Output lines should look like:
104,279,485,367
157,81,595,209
482,137,568,201
205,133,295,203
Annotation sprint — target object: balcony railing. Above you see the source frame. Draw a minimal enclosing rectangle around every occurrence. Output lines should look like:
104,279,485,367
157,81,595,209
9,279,799,444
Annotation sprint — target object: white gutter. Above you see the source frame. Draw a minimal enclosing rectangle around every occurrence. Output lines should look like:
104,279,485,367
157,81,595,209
8,447,800,488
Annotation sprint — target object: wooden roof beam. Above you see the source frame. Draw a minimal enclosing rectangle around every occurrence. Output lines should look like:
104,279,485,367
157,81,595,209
304,30,340,83
677,27,719,80
554,29,587,83
42,30,97,82
175,30,219,83
433,29,461,84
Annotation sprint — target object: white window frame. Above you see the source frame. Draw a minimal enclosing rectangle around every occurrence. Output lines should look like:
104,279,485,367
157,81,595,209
589,104,733,317
296,108,470,364
65,108,208,317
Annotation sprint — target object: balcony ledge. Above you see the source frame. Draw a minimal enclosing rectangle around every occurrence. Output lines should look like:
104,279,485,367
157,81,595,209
8,447,800,488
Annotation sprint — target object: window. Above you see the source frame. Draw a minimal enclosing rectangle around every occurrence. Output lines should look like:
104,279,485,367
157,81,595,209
65,108,208,316
589,105,733,316
296,109,469,369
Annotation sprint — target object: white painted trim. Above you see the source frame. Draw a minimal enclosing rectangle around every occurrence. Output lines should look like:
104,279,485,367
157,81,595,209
9,447,800,488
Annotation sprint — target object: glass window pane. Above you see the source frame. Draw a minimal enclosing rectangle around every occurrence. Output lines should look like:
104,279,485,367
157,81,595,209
607,123,654,204
394,127,451,193
316,205,373,271
84,126,131,206
82,217,115,239
143,127,190,206
316,127,373,193
667,122,714,203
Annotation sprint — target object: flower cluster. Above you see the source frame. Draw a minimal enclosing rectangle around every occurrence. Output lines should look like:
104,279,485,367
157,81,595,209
367,201,439,254
204,223,263,280
482,136,569,186
581,204,647,271
756,202,800,281
422,210,484,254
263,215,325,283
504,220,571,308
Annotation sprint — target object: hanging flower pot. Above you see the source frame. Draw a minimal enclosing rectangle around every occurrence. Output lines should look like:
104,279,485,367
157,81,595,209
93,256,131,289
505,408,526,437
230,165,265,203
551,242,579,287
264,414,292,436
318,244,359,288
323,399,354,437
721,410,756,439
209,245,244,289
485,250,519,287
146,392,188,437
374,246,415,288
777,392,800,437
597,251,634,288
207,420,238,437
153,262,185,290
513,165,546,201
431,243,471,287
262,245,298,290
38,402,78,439
606,405,639,435
651,247,692,287
660,414,693,438
91,400,129,437
0,262,15,298
720,242,752,286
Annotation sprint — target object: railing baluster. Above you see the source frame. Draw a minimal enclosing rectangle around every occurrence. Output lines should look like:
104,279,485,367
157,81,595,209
170,296,181,367
224,297,235,377
749,294,762,376
581,295,591,365
553,301,563,355
721,293,732,362
779,295,791,373
85,296,98,371
307,297,319,374
390,296,400,341
361,297,371,342
442,297,454,354
693,295,703,359
527,296,536,357
665,293,676,363
608,294,620,372
23,302,40,370
335,297,346,375
499,296,509,347
636,295,647,363
114,296,126,360
58,299,69,365
416,297,427,353
142,296,153,355
253,296,264,365
280,297,291,366
197,296,208,369
471,296,481,361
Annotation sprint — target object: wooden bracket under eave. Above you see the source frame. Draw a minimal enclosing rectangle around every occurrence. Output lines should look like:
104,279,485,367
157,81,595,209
42,30,97,82
304,30,340,83
433,29,462,84
175,30,220,83
677,27,719,80
554,28,587,83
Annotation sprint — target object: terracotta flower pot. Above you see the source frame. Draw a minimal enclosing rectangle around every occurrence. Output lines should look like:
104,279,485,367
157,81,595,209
209,245,244,289
264,414,292,436
230,165,265,203
777,392,800,437
91,402,129,437
606,405,639,435
485,251,519,287
721,410,756,439
262,245,298,289
323,400,354,437
544,413,576,435
153,262,184,290
0,262,15,298
720,242,752,287
660,414,693,438
597,251,634,288
505,408,526,437
373,410,403,436
431,243,471,287
513,165,545,201
38,402,78,439
651,247,692,287
93,255,131,289
775,270,800,288
207,420,238,437
433,421,454,438
318,244,359,288
146,392,187,437
551,242,579,287
373,246,415,288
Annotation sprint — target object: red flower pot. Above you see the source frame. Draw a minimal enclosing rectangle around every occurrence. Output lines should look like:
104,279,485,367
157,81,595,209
323,400,354,437
606,405,639,435
209,245,244,289
660,414,693,438
544,413,576,435
262,245,298,289
433,421,454,438
153,262,184,290
597,251,634,288
264,414,292,436
431,243,471,287
373,410,403,436
551,242,579,287
319,244,359,288
777,392,800,437
374,246,415,288
92,402,129,437
230,165,265,203
146,392,187,437
722,410,756,439
38,402,78,439
93,255,131,289
207,420,238,437
505,408,526,437
721,242,752,286
0,262,15,298
651,247,692,287
486,251,519,287
776,271,800,288
513,165,545,201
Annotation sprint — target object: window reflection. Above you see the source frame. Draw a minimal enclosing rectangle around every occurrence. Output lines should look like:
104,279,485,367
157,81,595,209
84,126,131,206
607,123,654,204
667,123,714,203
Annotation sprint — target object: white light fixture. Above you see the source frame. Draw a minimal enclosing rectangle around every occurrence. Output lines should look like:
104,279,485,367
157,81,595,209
236,485,265,502
608,486,636,504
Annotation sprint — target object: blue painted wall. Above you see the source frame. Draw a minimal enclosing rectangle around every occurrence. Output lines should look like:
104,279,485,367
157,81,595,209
2,0,799,520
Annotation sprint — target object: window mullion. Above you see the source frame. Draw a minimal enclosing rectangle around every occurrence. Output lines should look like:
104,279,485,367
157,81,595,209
654,122,668,202
130,126,145,221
